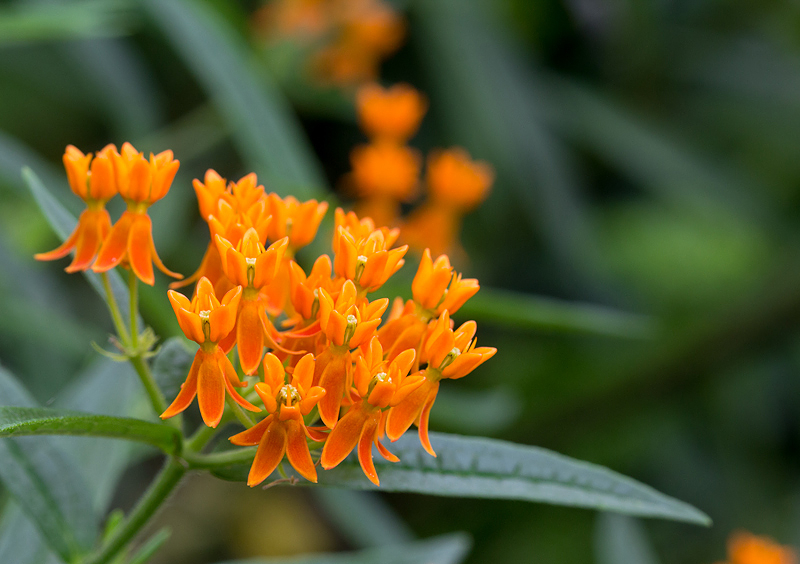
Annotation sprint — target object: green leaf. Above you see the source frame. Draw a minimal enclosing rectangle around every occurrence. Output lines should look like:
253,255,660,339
0,406,181,454
142,0,327,198
152,336,194,402
212,533,471,564
460,288,657,339
22,167,142,330
207,432,710,525
312,490,414,549
594,514,661,564
0,0,134,45
0,367,99,562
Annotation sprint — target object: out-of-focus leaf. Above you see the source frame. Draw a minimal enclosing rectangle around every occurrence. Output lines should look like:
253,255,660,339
461,287,657,339
126,527,171,564
65,37,163,138
0,366,98,562
413,0,599,274
430,385,523,435
0,0,134,45
548,78,770,224
142,0,327,198
152,336,194,401
0,406,181,453
594,514,660,564
23,167,142,330
312,490,415,549
213,533,471,564
208,432,710,525
0,504,52,564
0,130,63,197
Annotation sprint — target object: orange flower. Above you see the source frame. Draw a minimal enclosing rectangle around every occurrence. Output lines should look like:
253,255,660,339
721,531,797,564
333,209,407,293
92,143,182,286
161,278,259,428
35,145,117,272
267,194,328,254
386,311,496,455
315,280,388,427
414,249,480,315
229,353,325,486
426,148,494,212
216,228,289,374
350,141,420,199
401,148,495,257
356,83,427,142
175,172,272,294
321,337,420,484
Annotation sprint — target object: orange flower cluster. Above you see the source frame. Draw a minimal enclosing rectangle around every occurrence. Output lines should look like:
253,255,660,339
36,143,182,286
162,177,495,486
347,83,495,257
716,531,797,564
253,0,405,87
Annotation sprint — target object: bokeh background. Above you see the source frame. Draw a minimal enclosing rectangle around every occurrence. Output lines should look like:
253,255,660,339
2,0,800,562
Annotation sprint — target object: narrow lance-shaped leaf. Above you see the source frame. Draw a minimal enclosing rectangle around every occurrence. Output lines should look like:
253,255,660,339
142,0,327,198
0,367,99,562
594,514,661,564
208,432,710,526
0,406,181,454
23,167,142,330
211,533,471,564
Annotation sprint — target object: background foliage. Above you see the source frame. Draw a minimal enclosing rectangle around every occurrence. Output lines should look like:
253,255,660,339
2,0,800,562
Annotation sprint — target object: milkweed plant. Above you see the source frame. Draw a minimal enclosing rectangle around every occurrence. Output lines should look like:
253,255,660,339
0,1,724,564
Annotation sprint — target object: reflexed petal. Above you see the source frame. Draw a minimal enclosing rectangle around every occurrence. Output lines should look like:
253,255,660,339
160,350,202,420
357,412,382,485
230,414,272,446
34,223,81,262
93,211,134,272
417,389,437,457
237,300,265,375
385,378,437,441
128,213,155,285
286,420,317,482
321,403,370,469
317,351,350,428
196,356,225,428
248,418,287,487
65,210,104,273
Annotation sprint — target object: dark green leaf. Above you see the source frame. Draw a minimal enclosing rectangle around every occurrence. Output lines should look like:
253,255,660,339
23,167,142,330
0,0,134,45
212,533,471,564
312,490,414,549
0,367,98,562
0,406,181,454
142,0,327,198
209,432,710,525
152,337,194,402
460,288,657,339
594,514,661,564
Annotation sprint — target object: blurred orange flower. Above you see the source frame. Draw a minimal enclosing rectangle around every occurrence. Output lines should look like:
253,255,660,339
92,142,182,285
719,531,797,564
356,83,427,142
35,144,117,272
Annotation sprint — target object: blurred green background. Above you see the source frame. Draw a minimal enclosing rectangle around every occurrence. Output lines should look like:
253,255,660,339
2,0,800,562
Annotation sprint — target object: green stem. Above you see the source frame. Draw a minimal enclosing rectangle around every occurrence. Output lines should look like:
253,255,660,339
227,396,255,428
129,355,170,419
129,269,139,348
100,273,130,344
83,458,186,564
185,419,226,452
184,446,257,469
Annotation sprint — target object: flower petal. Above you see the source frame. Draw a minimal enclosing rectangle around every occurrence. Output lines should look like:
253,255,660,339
248,418,287,487
92,211,134,273
357,412,382,485
160,350,202,420
285,420,317,482
196,355,225,428
126,213,155,285
237,300,265,375
229,414,272,446
385,378,437,442
321,403,370,470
